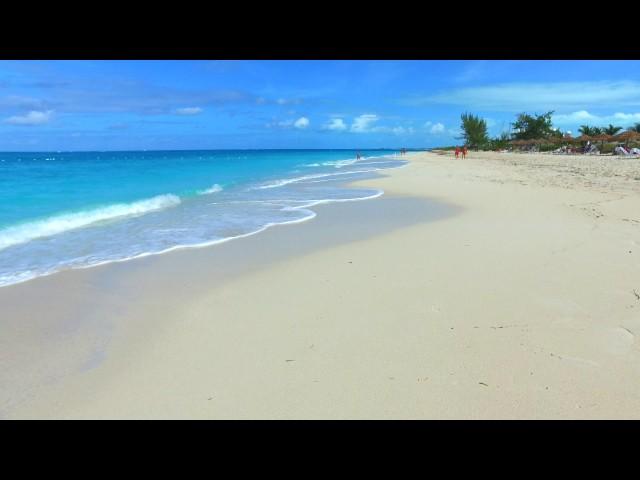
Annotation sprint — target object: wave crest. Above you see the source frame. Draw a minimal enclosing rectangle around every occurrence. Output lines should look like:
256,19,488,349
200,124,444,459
0,194,181,251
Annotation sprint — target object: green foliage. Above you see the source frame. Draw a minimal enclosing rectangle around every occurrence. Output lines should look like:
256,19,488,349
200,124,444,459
602,124,623,135
579,124,622,136
486,132,511,150
578,125,603,136
511,111,556,140
459,112,489,149
628,123,640,133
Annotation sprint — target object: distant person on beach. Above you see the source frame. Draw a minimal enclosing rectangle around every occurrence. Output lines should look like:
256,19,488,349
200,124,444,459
356,152,361,160
455,146,460,159
462,146,468,159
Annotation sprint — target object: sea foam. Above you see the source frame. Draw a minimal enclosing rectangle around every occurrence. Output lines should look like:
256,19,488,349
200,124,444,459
197,184,223,195
0,194,181,251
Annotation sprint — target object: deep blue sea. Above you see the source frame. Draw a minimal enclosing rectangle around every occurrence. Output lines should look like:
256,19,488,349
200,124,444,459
0,149,406,287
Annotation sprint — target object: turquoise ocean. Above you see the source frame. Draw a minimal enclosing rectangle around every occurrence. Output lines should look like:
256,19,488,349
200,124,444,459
0,149,407,287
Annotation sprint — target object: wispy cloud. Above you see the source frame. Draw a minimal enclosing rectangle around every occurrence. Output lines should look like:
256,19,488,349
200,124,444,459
276,98,302,105
404,81,640,111
175,107,203,115
453,61,488,83
349,114,415,135
1,95,48,109
266,116,310,129
4,110,54,125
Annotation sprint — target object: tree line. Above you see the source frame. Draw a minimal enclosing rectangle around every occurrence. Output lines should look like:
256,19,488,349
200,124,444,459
458,111,640,151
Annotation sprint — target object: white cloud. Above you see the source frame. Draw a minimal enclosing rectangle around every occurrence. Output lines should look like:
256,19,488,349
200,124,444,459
612,112,640,122
554,110,640,125
175,107,203,115
266,117,309,129
390,126,415,135
406,81,640,111
294,117,309,129
5,110,54,125
429,122,445,134
324,118,347,131
351,114,379,132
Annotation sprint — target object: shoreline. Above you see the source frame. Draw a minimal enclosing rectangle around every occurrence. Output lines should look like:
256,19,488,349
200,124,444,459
3,151,640,419
0,152,404,290
0,159,453,418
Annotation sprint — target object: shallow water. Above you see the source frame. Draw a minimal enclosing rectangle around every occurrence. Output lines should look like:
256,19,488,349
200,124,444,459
0,149,406,287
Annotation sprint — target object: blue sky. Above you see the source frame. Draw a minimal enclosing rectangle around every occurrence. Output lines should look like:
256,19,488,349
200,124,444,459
1,60,640,151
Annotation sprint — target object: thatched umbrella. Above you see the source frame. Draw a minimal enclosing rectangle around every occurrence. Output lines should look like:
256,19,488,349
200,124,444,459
591,133,613,150
615,131,640,145
575,134,593,143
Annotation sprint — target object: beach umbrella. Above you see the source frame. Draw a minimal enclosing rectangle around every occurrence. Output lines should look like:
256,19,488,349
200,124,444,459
575,134,592,142
615,131,640,144
591,133,613,149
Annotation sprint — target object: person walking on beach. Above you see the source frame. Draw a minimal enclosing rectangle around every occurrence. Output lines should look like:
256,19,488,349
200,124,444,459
455,146,460,159
462,146,468,159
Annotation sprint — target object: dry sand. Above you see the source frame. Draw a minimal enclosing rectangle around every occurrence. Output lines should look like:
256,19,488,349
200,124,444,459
2,150,640,419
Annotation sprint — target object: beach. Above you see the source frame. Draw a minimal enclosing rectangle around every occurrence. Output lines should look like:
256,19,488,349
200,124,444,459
2,150,640,419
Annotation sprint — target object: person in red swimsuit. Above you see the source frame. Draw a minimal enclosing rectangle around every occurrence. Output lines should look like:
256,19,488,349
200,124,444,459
455,146,460,159
462,146,468,159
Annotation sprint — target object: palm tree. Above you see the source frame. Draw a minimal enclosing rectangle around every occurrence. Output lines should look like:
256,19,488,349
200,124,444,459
578,125,591,136
602,124,623,135
628,123,640,133
578,125,603,136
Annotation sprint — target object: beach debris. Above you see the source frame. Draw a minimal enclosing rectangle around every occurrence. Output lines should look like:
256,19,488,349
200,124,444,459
285,359,295,363
479,382,488,387
633,289,640,300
